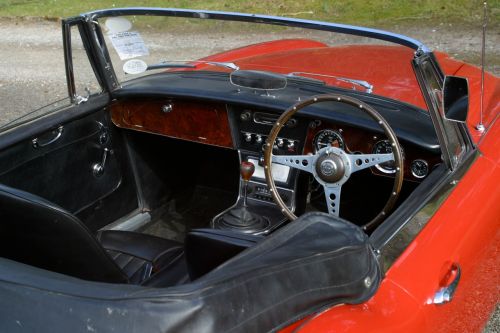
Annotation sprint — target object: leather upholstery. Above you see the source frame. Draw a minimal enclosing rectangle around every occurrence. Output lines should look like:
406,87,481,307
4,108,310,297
185,228,263,280
0,212,382,333
0,183,183,286
97,230,183,285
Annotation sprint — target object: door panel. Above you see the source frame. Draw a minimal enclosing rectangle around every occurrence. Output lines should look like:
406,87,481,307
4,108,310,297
0,101,138,231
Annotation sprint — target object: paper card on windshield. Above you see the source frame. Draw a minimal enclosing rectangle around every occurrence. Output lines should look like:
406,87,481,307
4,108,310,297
109,31,149,60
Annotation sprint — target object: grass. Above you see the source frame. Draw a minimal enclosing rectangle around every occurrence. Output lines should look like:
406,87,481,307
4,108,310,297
0,0,498,27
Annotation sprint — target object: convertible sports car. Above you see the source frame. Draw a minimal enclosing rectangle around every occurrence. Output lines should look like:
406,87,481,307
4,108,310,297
0,7,498,333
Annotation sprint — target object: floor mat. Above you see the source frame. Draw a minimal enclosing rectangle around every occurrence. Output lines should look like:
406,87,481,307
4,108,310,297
141,186,237,242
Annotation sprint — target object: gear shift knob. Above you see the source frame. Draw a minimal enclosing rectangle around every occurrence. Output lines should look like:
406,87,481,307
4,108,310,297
240,161,255,208
240,161,255,182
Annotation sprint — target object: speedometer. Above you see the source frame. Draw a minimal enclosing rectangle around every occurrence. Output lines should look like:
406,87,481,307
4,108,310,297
313,130,345,152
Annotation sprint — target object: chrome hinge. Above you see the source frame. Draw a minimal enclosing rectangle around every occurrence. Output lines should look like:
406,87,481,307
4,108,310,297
75,87,91,105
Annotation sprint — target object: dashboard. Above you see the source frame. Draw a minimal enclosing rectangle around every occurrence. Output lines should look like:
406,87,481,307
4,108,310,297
111,97,441,183
108,70,442,229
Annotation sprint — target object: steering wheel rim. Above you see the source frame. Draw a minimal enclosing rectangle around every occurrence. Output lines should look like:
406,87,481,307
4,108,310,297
263,94,404,231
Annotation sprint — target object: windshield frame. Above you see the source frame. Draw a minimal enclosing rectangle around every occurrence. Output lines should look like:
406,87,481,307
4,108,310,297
82,7,430,52
65,8,432,94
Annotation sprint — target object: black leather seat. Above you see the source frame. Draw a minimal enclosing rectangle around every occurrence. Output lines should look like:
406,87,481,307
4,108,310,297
0,184,185,286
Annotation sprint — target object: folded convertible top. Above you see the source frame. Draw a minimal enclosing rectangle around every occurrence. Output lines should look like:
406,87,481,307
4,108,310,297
0,212,381,333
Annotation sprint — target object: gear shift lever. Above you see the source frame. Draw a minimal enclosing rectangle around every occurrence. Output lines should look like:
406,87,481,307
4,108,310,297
215,160,269,232
240,161,255,207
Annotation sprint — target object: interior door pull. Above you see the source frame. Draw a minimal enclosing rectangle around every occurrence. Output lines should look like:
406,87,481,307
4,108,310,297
433,263,461,305
32,125,64,148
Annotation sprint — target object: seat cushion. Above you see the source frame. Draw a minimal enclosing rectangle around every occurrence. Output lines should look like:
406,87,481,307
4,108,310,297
97,230,184,285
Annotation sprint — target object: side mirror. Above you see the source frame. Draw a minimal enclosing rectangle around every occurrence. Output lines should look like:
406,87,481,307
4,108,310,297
442,76,469,123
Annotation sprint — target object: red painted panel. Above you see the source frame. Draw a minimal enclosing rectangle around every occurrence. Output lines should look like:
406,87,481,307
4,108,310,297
294,279,428,333
478,114,500,164
200,39,328,62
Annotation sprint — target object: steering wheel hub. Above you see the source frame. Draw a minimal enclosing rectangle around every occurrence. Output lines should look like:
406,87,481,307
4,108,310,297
315,153,345,183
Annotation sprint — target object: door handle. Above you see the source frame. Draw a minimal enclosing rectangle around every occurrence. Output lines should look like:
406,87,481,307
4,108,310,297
32,125,64,148
433,263,461,305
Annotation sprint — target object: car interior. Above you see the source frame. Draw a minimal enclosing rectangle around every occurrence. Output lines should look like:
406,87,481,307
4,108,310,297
0,66,441,287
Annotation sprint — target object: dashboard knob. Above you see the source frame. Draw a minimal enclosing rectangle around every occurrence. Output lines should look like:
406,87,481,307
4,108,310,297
277,138,284,147
240,111,251,121
244,133,253,142
161,104,173,113
255,135,263,144
287,140,295,149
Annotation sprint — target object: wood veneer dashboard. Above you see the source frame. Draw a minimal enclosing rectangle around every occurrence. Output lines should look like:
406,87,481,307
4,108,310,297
111,98,440,182
111,99,234,149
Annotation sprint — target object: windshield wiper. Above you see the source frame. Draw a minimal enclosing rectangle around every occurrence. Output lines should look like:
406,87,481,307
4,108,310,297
287,72,373,93
147,60,239,71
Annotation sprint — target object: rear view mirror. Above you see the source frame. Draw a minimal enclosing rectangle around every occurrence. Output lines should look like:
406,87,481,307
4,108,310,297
443,76,469,123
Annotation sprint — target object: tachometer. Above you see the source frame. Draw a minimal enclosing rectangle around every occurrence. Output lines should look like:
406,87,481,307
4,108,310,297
372,139,403,174
313,129,345,152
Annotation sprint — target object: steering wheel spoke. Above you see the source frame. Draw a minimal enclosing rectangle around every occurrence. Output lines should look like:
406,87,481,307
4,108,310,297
348,153,394,173
272,154,314,174
324,185,341,217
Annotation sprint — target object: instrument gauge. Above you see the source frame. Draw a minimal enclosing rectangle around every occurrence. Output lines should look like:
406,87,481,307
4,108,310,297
411,159,429,178
372,139,403,174
313,130,344,152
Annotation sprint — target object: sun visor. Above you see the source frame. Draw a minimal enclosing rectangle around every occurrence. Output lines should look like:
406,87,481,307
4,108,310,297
0,212,381,333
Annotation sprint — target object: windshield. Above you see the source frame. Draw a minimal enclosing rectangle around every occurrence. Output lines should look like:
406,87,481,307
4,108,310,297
95,13,427,109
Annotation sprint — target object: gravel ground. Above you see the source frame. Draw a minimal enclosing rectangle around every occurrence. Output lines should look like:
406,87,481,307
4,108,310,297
0,17,498,331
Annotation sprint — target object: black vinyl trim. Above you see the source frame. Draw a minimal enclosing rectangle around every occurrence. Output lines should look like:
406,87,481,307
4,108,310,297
113,71,440,153
0,93,110,151
0,212,380,333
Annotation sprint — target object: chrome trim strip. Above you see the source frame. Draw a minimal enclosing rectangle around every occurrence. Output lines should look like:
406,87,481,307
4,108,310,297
79,7,429,52
101,211,152,231
288,72,373,93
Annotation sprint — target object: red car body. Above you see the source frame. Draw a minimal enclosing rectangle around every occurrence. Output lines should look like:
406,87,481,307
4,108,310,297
0,8,498,333
200,39,500,332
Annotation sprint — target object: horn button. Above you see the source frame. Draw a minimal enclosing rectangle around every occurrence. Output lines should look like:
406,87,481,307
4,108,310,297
315,153,345,183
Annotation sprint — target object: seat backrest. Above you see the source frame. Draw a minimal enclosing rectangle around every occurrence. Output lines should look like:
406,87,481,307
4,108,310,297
0,184,128,283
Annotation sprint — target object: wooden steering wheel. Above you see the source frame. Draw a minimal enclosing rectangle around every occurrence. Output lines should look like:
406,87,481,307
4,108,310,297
263,94,404,231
